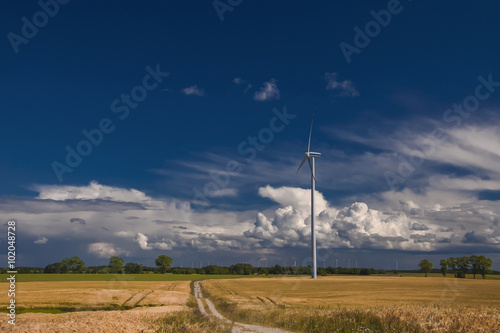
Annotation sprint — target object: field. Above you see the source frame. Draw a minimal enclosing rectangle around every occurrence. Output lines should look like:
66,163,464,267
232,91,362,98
0,280,194,332
202,276,500,332
2,274,499,332
0,273,247,282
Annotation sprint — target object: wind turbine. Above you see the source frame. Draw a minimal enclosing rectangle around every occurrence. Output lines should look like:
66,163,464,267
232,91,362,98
297,112,321,279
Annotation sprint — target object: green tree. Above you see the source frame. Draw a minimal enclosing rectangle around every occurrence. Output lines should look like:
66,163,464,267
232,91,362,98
124,262,142,274
44,262,62,274
469,255,479,279
455,256,470,278
440,259,448,277
155,255,173,274
60,256,85,273
109,256,124,273
448,257,458,277
477,256,493,279
418,259,433,277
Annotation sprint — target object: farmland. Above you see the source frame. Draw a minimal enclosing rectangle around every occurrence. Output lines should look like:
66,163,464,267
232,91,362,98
0,273,248,282
202,276,500,332
1,274,499,332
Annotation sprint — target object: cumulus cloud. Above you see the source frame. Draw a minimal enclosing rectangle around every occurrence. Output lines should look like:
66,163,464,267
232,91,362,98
35,181,150,203
70,217,86,225
8,173,500,267
247,184,499,252
136,233,172,250
254,79,280,101
411,222,429,230
115,230,135,238
88,242,130,258
34,237,48,244
182,85,204,96
245,186,427,251
324,72,359,97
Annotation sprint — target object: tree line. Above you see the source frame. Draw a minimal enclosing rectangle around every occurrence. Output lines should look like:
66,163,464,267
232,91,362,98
418,255,493,278
38,257,398,276
43,255,173,274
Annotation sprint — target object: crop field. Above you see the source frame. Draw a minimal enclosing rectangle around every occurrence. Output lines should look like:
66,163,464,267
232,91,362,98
0,280,193,332
202,276,500,332
0,273,247,282
2,275,499,332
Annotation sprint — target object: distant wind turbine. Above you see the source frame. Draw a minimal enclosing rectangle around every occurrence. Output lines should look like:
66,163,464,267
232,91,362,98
297,112,321,279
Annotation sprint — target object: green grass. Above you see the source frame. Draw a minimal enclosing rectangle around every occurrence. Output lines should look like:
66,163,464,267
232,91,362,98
3,272,497,282
156,309,233,333
0,273,254,282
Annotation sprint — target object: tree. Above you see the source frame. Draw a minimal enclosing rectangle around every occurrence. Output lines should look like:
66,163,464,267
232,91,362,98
155,255,173,274
418,259,433,277
44,263,62,274
448,257,458,278
455,256,470,278
109,256,124,273
469,255,479,279
124,262,142,274
440,259,448,277
60,256,85,273
477,256,493,279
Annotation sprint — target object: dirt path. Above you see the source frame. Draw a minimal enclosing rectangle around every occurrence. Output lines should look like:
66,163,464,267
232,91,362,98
193,281,292,333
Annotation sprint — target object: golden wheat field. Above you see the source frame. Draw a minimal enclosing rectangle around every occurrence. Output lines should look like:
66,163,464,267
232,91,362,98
2,276,500,332
202,276,500,332
0,281,191,333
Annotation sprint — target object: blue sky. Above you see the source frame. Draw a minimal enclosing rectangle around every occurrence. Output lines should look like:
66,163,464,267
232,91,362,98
1,0,500,269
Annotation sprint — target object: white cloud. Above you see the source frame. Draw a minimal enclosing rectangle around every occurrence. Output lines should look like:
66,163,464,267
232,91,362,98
34,237,48,244
182,85,204,96
233,77,243,85
136,233,172,251
211,188,238,197
88,242,130,258
115,230,135,238
259,185,328,214
245,186,451,251
35,181,150,203
324,72,359,97
254,79,280,101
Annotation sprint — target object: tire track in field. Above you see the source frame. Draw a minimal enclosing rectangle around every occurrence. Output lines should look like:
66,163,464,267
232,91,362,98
194,281,291,333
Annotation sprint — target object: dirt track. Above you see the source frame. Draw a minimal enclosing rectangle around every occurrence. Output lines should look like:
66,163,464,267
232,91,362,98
194,281,291,333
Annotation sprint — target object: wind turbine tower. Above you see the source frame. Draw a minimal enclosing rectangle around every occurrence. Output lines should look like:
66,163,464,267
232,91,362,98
297,112,321,279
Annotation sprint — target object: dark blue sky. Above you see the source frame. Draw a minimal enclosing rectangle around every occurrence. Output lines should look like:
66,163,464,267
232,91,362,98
1,1,500,268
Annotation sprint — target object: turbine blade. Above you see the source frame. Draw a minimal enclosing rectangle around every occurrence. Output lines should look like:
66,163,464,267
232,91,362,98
307,111,315,153
297,155,308,174
308,157,316,181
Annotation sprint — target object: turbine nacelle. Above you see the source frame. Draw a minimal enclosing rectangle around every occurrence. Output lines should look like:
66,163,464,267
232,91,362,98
306,152,321,158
